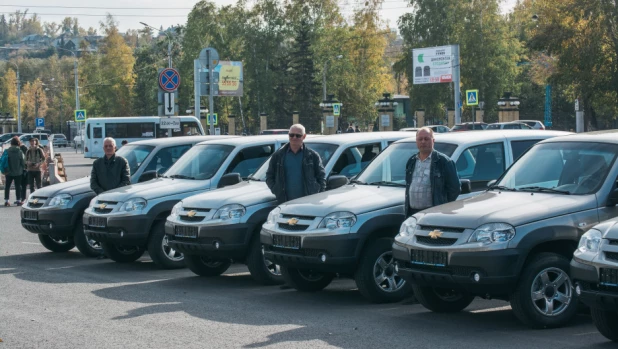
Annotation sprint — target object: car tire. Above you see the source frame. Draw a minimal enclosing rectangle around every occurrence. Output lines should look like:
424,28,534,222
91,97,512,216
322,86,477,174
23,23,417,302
185,254,232,276
147,221,185,269
510,253,578,329
246,234,284,285
74,223,102,257
412,284,474,312
354,238,411,303
281,266,334,292
101,242,145,263
38,234,75,252
591,308,618,342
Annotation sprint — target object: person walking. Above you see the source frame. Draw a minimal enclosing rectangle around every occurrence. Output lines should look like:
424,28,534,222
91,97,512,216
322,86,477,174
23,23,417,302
25,138,45,197
266,124,326,204
404,127,460,217
3,136,26,206
19,139,28,200
346,125,355,133
90,137,131,195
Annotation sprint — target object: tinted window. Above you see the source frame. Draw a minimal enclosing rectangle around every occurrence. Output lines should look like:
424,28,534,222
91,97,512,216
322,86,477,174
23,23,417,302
106,122,155,138
332,143,382,178
225,144,275,178
456,142,505,190
156,121,203,137
115,144,155,175
93,127,103,138
511,139,541,161
165,144,234,180
487,124,501,130
503,124,519,129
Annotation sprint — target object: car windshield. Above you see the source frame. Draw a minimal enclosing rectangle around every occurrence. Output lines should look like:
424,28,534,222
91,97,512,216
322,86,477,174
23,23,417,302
497,142,618,195
355,142,458,186
251,143,339,181
487,124,501,130
115,144,155,175
164,144,234,180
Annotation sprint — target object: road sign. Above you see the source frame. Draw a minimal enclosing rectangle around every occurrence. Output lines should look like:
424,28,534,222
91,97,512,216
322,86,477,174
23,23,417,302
466,90,479,106
333,103,341,116
160,118,181,129
159,68,181,92
199,48,219,69
207,113,218,126
575,98,580,112
74,110,87,122
164,92,175,116
325,115,335,128
35,118,44,127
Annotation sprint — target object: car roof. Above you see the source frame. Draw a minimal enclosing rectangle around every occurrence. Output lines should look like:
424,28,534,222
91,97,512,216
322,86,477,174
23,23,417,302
196,134,290,146
128,136,237,147
518,120,543,123
394,129,573,146
304,131,411,145
540,129,618,144
491,121,526,125
454,122,488,125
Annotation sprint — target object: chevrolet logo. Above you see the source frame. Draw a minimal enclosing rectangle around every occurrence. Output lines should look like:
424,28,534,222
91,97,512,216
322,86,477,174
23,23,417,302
287,218,299,226
32,199,39,204
99,203,107,209
187,210,197,218
428,230,443,239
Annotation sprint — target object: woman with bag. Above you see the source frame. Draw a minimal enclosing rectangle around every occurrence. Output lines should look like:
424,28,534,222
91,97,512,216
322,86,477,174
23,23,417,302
25,138,45,196
3,136,26,206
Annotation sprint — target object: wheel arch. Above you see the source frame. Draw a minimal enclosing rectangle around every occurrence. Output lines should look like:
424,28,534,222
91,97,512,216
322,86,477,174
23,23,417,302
354,213,405,262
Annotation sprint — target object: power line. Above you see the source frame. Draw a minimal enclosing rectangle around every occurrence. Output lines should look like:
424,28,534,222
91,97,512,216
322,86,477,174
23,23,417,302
0,12,188,18
0,4,194,10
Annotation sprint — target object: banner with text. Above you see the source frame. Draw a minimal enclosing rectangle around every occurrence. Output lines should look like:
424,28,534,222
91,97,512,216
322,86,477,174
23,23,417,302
412,45,454,84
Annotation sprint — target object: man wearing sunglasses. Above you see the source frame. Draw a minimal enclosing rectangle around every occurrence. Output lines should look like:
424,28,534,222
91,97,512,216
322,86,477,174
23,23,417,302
266,124,326,204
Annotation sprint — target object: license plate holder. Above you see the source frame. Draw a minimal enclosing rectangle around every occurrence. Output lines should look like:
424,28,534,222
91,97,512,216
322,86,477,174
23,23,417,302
600,268,618,287
272,235,301,250
410,249,448,267
88,216,107,228
175,225,198,238
23,210,38,221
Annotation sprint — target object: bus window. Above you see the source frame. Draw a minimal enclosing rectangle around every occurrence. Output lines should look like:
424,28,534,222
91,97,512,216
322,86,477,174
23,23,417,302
106,122,155,139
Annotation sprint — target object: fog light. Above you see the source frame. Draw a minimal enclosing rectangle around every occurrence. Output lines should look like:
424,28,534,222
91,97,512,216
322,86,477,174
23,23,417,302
261,246,265,254
575,283,581,296
319,253,327,263
395,262,399,273
48,223,53,230
473,273,481,282
120,230,125,238
214,241,220,249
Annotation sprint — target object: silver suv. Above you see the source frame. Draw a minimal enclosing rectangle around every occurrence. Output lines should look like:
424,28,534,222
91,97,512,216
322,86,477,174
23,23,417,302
394,131,618,328
261,130,570,303
164,132,411,284
83,135,288,269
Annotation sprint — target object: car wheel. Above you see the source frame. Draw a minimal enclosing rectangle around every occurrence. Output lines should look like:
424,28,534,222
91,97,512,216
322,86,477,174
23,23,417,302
412,284,474,312
510,253,578,329
354,238,411,303
101,242,145,263
246,234,284,285
591,308,618,341
147,221,185,269
281,266,334,292
38,234,75,252
74,223,102,257
185,254,232,276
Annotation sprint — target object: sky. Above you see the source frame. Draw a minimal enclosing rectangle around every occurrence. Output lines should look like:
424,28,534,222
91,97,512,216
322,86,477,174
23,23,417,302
2,0,519,34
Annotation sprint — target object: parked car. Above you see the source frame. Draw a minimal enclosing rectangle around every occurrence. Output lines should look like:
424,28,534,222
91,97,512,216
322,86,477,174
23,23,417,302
393,130,618,329
20,136,223,257
0,132,23,143
451,122,488,131
165,132,412,285
83,135,289,269
400,125,450,133
486,122,534,130
571,217,618,341
19,133,49,148
51,134,68,148
519,120,546,130
260,130,571,303
260,129,289,135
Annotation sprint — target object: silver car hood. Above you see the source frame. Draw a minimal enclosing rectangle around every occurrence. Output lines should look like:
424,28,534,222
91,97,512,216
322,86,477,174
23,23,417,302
95,178,211,202
417,191,598,229
31,177,91,197
181,180,272,209
278,185,404,216
590,218,618,239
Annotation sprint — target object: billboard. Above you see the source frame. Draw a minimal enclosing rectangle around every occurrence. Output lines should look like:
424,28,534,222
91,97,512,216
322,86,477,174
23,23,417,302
412,45,454,84
215,61,243,96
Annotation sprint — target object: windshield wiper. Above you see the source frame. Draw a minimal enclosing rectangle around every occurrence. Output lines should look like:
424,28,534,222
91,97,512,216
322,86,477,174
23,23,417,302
488,185,518,192
168,174,196,180
518,186,571,195
368,181,405,187
350,179,366,185
247,176,261,182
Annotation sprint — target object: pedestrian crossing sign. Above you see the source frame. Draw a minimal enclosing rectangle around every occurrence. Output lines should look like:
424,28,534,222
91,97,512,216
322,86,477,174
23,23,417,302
466,90,479,106
207,113,218,125
74,110,87,122
333,103,341,116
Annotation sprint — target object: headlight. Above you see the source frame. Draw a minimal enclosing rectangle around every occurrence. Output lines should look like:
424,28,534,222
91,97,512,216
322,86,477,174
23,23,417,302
213,204,246,221
266,207,281,225
120,198,147,212
398,216,417,238
169,202,182,219
318,212,357,230
48,194,72,208
468,223,515,244
578,229,602,253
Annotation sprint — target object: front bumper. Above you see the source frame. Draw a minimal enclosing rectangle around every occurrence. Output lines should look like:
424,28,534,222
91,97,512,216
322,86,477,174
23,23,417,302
83,212,151,245
165,221,254,259
571,258,618,311
21,207,79,237
392,242,524,296
260,229,359,274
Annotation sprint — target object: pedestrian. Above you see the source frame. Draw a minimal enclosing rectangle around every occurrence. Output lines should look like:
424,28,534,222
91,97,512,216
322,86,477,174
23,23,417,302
25,138,45,197
3,136,26,206
266,124,326,204
19,139,28,201
355,125,361,132
346,124,355,133
404,127,460,217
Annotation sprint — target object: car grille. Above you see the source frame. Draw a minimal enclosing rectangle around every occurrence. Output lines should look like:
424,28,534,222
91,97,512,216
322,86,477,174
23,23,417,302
268,246,326,257
94,207,113,214
180,215,205,222
403,262,482,277
281,214,315,220
175,225,198,238
605,252,618,262
93,201,119,214
609,239,618,246
272,235,301,249
410,249,448,267
600,268,618,287
23,210,38,220
278,223,309,232
416,236,458,246
88,217,107,228
417,225,465,234
27,196,47,208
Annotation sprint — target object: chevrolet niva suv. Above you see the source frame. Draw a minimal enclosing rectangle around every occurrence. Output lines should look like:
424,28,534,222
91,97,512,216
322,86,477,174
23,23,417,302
571,216,618,341
261,130,570,303
21,136,216,257
165,132,411,284
83,135,288,269
394,130,618,328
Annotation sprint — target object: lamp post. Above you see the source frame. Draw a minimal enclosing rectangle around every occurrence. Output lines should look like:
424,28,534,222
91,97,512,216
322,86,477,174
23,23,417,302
374,93,398,131
2,59,22,133
322,55,343,100
497,92,520,123
140,22,173,68
319,94,342,135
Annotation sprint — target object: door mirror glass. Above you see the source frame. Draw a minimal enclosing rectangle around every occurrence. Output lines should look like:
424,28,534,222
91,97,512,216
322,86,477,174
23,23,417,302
327,175,349,190
460,179,472,194
218,173,242,188
138,170,157,183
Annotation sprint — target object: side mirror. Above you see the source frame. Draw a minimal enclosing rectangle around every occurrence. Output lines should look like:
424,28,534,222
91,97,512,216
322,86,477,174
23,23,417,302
327,175,349,190
218,173,242,189
487,179,497,188
608,189,618,206
138,170,157,183
460,179,472,194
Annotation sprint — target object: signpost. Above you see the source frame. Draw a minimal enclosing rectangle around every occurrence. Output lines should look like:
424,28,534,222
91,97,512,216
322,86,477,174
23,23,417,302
164,92,175,116
74,110,86,122
160,118,181,129
159,68,181,92
206,113,218,126
35,118,45,128
333,103,341,116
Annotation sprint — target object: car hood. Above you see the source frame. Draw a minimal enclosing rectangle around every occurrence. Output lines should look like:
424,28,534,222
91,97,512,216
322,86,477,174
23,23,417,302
417,191,598,229
95,178,210,202
278,185,404,216
181,180,272,209
32,177,92,197
590,219,618,239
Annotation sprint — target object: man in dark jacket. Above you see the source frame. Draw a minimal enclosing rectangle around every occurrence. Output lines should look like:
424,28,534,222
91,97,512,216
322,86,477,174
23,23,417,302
3,136,26,206
404,127,460,217
266,124,326,204
90,137,130,195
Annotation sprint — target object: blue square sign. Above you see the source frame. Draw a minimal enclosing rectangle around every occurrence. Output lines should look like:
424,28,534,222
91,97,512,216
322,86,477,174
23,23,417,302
35,118,44,127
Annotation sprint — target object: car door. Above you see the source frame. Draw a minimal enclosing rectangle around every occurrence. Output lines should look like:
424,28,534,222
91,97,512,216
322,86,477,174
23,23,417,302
455,141,506,191
509,139,544,163
331,142,383,178
224,144,276,178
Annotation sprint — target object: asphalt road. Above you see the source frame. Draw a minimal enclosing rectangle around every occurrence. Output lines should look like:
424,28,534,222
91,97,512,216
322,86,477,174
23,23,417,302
0,154,614,348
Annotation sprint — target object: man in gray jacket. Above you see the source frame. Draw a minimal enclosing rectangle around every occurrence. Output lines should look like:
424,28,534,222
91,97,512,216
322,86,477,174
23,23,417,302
90,137,130,195
266,124,326,204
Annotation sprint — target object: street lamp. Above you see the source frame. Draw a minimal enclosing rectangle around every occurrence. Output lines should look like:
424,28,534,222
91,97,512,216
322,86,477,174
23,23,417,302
323,55,343,100
140,22,174,68
0,56,22,133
